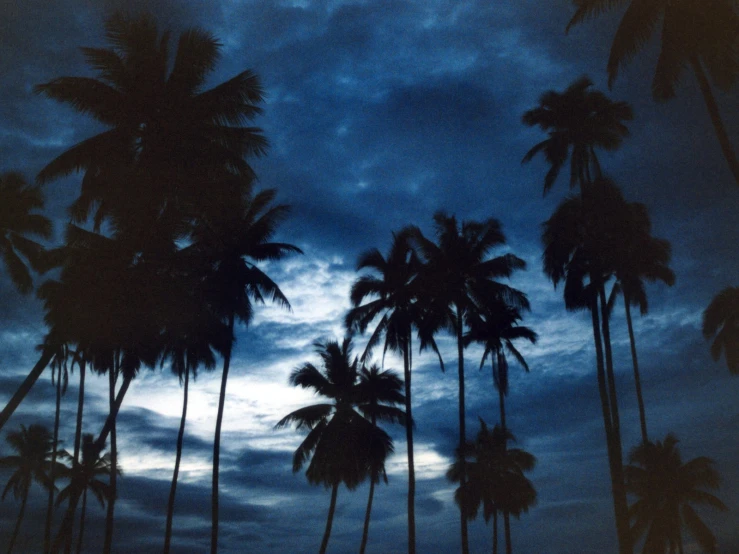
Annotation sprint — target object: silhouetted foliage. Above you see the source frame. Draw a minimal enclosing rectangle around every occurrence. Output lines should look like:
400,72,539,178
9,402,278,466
703,286,739,374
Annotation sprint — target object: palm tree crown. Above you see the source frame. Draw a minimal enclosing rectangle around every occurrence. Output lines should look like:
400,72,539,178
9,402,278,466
702,286,739,374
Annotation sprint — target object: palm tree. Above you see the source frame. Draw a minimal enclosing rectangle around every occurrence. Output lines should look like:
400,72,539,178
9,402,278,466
45,346,68,554
276,339,394,554
542,181,633,554
345,230,433,554
0,171,52,295
447,420,536,554
354,364,406,554
610,202,675,443
567,0,739,187
194,186,300,554
521,76,633,193
409,212,528,554
702,286,739,374
0,424,56,554
625,434,728,553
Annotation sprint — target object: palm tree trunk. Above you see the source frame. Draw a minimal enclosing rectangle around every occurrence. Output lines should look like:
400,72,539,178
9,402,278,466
212,311,235,554
64,359,86,554
103,361,118,554
456,306,470,554
504,512,512,554
0,347,54,434
95,371,133,451
7,489,28,554
359,461,376,554
597,286,630,554
165,362,190,554
690,57,739,188
492,510,498,554
404,335,416,554
45,361,62,554
319,481,339,554
75,488,87,554
624,295,648,443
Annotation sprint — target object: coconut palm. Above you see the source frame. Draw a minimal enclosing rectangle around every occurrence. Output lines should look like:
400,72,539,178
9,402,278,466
567,0,739,187
276,339,394,554
345,230,433,554
447,420,536,554
409,212,528,554
702,286,739,374
625,433,728,553
0,424,56,554
521,76,633,193
354,364,406,554
193,186,300,553
0,171,52,295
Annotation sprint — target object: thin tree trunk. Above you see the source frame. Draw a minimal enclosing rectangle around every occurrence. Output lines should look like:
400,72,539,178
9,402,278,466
359,439,376,554
404,335,416,554
64,359,86,554
75,489,87,554
319,481,339,554
624,296,648,443
497,364,513,554
7,489,28,554
103,360,118,554
598,286,631,554
165,363,190,554
212,311,235,554
504,512,512,554
45,360,62,554
0,347,54,434
492,510,498,554
95,372,133,451
456,307,469,554
690,57,739,187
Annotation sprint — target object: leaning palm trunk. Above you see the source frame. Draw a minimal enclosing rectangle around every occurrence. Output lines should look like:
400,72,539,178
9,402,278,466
0,347,54,434
7,489,28,554
359,477,375,554
75,488,87,554
103,363,118,554
456,307,470,554
164,363,190,554
623,294,648,443
95,371,133,451
63,359,86,554
404,337,416,554
45,361,63,554
690,57,739,187
212,312,235,554
497,367,513,554
319,482,340,554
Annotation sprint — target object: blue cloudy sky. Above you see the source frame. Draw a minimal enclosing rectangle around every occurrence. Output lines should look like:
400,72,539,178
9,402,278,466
1,1,738,552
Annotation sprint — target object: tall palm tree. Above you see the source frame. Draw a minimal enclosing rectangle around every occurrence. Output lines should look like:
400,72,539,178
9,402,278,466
409,212,528,554
194,186,300,554
521,76,633,193
55,435,119,554
355,364,406,554
276,339,394,554
702,286,739,374
567,0,739,187
345,230,434,554
0,424,56,554
0,171,52,295
610,202,675,443
542,181,633,554
625,434,728,553
447,420,536,554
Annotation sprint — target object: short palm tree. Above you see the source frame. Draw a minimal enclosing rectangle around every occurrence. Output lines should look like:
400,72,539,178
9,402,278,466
447,420,536,554
0,171,51,294
567,0,739,187
0,424,56,554
521,76,632,193
409,212,528,554
702,286,739,374
276,339,394,554
625,433,728,553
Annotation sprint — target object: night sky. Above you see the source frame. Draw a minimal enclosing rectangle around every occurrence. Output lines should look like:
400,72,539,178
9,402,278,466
1,1,738,553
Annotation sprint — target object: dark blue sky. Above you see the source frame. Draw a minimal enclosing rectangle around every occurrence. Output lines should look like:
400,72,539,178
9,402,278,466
1,1,738,552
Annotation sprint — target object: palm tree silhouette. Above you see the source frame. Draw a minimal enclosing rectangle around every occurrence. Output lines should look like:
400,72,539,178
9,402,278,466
567,0,739,187
0,171,51,295
355,364,406,554
702,286,739,374
0,424,56,554
193,186,300,553
409,212,528,554
447,420,536,554
276,339,394,554
55,435,120,554
610,202,674,443
625,434,728,553
521,76,632,193
542,180,633,554
345,230,432,554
